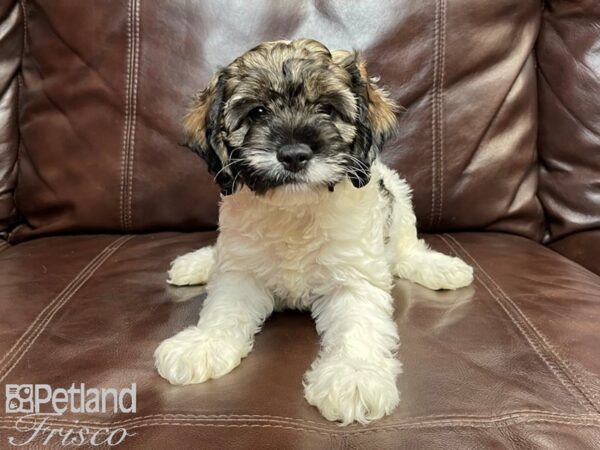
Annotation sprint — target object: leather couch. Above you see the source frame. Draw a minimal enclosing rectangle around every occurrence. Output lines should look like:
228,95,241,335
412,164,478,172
1,1,599,448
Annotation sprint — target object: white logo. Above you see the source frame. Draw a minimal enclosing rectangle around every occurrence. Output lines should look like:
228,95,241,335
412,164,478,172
5,383,136,415
5,383,137,447
5,384,34,414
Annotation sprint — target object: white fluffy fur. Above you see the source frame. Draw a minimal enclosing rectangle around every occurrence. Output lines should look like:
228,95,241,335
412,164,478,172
155,160,473,425
167,246,216,286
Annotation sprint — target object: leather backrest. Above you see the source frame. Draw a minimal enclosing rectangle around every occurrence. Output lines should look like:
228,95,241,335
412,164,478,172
0,1,22,237
11,0,545,242
537,0,600,243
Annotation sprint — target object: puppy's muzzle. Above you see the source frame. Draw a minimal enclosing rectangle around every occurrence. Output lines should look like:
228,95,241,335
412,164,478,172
277,144,313,172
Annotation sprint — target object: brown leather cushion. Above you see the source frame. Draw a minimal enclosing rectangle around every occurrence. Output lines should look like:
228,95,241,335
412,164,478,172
12,0,545,242
0,232,598,448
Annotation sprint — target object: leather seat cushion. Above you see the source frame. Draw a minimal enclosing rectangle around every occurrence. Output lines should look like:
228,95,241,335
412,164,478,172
0,232,598,448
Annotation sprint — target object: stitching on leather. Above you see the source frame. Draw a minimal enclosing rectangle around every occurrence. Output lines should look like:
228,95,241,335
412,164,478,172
0,247,112,368
0,239,123,368
0,410,596,429
429,0,440,229
125,0,141,230
439,235,596,412
429,0,446,230
0,421,598,437
0,421,594,435
0,236,133,382
436,0,446,227
119,0,132,231
0,236,133,380
445,234,599,410
0,413,598,436
440,235,598,413
2,412,599,428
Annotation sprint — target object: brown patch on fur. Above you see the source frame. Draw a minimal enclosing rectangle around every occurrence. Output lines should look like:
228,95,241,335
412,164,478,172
183,75,219,149
332,49,398,142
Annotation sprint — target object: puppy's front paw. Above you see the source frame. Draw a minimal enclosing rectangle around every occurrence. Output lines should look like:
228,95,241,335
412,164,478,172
396,251,473,291
303,356,401,425
154,326,248,385
167,247,215,286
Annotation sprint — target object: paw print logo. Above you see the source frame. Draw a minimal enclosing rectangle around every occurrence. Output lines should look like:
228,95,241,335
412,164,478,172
5,385,34,413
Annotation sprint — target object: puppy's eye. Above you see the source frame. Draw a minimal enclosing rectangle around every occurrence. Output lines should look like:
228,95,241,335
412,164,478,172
318,104,335,116
248,106,269,120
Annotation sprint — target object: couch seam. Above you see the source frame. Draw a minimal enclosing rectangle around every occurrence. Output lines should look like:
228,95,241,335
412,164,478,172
0,410,596,428
440,234,598,413
126,0,140,231
0,241,119,367
0,413,598,436
0,236,133,382
450,234,599,410
429,0,439,229
119,0,132,232
429,0,446,230
0,421,596,436
437,0,446,228
119,0,140,232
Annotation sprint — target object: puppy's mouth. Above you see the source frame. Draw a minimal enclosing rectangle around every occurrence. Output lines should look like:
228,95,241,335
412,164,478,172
236,150,346,195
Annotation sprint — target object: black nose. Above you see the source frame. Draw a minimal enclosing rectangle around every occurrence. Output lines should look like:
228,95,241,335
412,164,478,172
277,144,313,172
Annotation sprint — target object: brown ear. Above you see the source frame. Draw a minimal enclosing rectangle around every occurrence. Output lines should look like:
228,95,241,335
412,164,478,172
183,71,237,195
333,50,398,187
332,50,398,146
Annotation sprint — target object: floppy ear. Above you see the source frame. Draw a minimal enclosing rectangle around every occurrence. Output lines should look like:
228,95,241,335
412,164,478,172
183,71,237,195
333,50,398,187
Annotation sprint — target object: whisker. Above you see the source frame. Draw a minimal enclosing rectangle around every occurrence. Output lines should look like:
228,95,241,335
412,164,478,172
213,157,242,181
230,169,242,192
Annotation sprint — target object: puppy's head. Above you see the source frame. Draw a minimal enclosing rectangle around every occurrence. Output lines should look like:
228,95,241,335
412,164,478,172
184,39,397,195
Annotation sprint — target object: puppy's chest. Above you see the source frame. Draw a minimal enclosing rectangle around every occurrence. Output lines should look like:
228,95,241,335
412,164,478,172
240,211,332,295
217,184,390,302
220,203,362,295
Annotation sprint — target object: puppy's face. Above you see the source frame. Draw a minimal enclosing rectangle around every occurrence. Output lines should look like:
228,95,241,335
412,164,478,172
184,39,397,195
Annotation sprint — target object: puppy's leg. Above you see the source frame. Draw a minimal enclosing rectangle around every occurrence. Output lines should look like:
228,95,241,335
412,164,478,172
167,246,216,286
304,283,402,425
155,271,273,385
395,241,473,291
380,167,473,290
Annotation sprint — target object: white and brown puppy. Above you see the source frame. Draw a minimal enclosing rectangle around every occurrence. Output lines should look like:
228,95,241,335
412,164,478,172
155,39,473,425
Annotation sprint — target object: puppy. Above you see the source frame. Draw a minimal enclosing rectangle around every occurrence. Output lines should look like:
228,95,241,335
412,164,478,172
155,39,473,425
